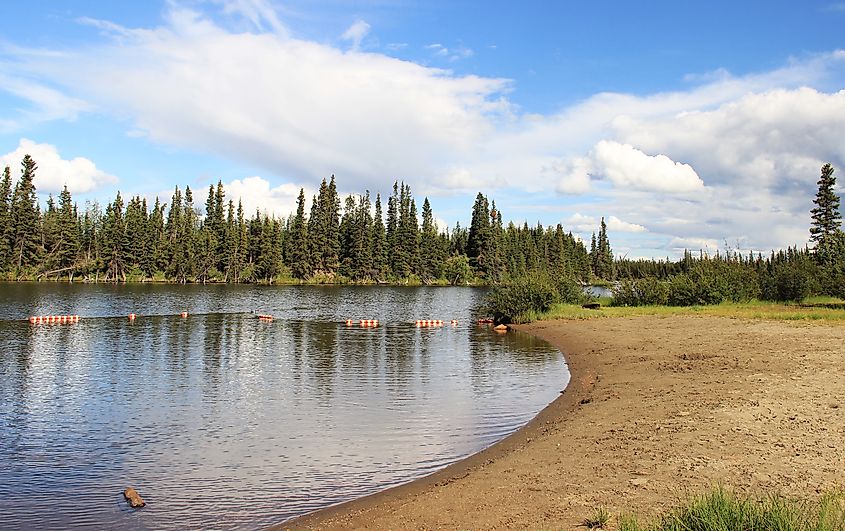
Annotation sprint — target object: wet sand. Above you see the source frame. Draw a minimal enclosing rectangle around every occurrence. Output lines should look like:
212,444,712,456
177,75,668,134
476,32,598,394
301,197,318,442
284,315,845,529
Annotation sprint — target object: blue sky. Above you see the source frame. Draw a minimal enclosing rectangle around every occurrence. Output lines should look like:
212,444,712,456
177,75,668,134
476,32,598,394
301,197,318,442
2,1,845,258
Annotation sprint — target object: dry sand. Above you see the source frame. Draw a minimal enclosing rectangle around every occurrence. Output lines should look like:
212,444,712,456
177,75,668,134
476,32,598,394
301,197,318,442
284,315,845,529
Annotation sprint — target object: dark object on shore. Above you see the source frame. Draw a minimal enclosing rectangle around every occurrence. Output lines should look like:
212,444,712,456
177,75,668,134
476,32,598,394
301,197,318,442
124,487,145,508
582,302,601,310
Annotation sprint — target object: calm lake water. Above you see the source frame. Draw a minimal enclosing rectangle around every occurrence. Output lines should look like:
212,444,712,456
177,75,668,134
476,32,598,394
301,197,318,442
0,283,568,529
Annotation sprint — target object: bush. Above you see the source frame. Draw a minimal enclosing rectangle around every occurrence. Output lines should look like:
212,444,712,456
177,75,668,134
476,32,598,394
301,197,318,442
557,276,589,305
444,254,473,286
761,262,814,302
667,274,698,306
484,272,560,324
612,277,669,306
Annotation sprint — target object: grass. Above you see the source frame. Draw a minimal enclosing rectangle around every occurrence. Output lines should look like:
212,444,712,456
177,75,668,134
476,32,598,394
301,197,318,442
581,506,610,529
539,297,845,322
615,487,845,531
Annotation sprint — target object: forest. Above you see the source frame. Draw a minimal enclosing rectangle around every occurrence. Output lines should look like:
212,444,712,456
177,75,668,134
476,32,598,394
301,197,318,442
2,154,842,313
0,154,598,285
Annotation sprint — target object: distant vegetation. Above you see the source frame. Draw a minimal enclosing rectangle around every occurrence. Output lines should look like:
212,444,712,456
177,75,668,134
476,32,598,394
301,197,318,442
0,155,597,284
2,153,843,315
487,163,845,322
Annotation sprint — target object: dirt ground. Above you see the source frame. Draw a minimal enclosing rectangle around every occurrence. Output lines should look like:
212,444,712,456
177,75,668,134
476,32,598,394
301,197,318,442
284,315,845,529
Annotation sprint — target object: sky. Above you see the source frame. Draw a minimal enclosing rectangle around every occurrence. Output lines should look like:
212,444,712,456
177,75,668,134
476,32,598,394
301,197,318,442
2,0,845,259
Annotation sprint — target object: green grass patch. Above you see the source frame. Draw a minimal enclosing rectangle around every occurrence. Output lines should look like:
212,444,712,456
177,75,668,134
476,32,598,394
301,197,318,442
616,487,845,531
540,299,845,322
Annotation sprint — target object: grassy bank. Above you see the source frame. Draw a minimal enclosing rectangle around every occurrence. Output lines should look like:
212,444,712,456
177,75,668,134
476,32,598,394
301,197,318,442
539,297,845,322
586,487,845,530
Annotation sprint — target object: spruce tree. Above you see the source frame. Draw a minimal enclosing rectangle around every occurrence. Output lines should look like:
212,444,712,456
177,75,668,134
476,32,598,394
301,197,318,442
810,163,842,260
56,185,79,275
371,193,388,280
419,197,440,282
0,166,11,270
11,155,41,273
289,189,311,279
467,192,491,276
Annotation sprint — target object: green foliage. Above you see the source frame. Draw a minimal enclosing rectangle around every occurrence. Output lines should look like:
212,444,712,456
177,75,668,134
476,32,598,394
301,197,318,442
581,506,610,529
619,487,845,531
810,163,842,257
612,277,669,306
761,261,815,302
443,254,473,286
556,275,589,304
485,271,560,324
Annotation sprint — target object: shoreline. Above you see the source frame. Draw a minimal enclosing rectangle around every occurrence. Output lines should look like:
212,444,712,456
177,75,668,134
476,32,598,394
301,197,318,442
280,319,601,529
282,315,845,529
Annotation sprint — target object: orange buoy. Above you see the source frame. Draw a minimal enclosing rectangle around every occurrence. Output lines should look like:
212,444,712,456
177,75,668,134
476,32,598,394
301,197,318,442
128,313,136,321
180,311,188,318
359,319,379,327
29,316,36,324
451,319,458,326
345,319,354,326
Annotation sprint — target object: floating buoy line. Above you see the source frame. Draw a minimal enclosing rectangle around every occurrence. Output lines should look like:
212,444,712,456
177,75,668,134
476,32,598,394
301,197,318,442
25,312,501,329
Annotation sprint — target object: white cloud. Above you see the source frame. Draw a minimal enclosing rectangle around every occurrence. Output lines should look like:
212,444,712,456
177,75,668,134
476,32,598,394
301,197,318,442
6,9,510,196
591,140,704,193
223,175,309,217
0,74,92,132
424,43,473,61
212,0,287,34
3,2,845,256
340,20,370,51
564,213,647,235
0,138,117,194
550,156,592,194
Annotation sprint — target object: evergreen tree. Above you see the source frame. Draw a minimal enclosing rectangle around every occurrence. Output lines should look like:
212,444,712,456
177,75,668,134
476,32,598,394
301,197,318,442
0,166,12,270
386,181,400,277
419,197,441,282
10,155,41,273
101,192,129,281
467,192,491,277
370,193,388,280
288,189,311,279
810,163,842,260
56,185,79,276
41,194,60,271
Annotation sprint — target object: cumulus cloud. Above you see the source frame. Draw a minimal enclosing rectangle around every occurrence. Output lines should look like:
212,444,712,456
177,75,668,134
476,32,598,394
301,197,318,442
5,8,510,196
223,175,308,217
591,140,704,193
0,138,117,194
551,157,592,195
3,2,845,256
564,213,647,235
340,20,370,51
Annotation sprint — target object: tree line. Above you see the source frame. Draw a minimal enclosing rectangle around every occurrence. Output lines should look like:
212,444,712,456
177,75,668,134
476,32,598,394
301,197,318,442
0,154,601,284
610,163,844,304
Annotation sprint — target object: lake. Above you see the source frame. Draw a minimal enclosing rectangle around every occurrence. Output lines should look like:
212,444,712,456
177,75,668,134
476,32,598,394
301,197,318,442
0,283,568,529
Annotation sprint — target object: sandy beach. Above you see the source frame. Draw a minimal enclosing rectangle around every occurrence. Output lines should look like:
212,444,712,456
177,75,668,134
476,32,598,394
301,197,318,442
285,315,845,529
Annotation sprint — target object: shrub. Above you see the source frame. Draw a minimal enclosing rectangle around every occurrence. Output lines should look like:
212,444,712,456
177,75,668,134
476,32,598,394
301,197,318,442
612,277,669,306
667,273,698,306
444,254,473,286
484,272,559,324
761,262,814,302
557,276,589,304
